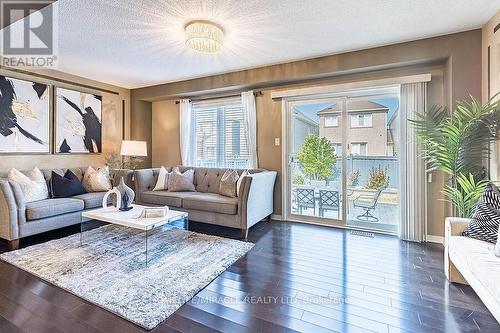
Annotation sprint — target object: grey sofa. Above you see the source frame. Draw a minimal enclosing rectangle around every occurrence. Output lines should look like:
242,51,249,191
0,167,132,250
134,166,277,238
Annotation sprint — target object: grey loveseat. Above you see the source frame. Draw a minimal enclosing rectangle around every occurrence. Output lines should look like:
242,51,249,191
134,167,277,238
0,167,132,250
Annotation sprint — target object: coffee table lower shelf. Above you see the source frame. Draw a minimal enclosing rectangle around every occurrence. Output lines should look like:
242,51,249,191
81,204,188,266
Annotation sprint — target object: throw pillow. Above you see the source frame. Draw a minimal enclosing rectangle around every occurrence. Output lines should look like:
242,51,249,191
219,169,239,198
51,170,87,198
153,166,171,191
8,167,49,202
462,183,500,244
83,166,112,192
168,168,195,192
495,225,500,258
237,170,249,197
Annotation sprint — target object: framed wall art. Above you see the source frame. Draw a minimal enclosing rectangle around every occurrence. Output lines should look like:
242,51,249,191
55,87,102,153
0,75,50,153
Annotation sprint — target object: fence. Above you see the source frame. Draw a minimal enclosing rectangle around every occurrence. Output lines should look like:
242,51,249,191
345,156,399,189
197,159,249,169
293,155,399,189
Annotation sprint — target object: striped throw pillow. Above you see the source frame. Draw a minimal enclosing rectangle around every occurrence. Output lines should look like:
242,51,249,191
462,183,500,244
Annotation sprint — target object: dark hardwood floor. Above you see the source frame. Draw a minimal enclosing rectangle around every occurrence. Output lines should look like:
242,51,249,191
0,220,498,333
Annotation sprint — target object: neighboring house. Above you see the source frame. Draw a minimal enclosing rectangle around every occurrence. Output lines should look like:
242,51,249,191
292,108,319,154
317,100,389,156
387,107,399,156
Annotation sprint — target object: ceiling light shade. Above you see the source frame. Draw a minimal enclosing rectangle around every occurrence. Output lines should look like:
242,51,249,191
185,21,224,53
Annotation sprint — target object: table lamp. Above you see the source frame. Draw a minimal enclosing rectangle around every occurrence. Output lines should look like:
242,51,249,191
120,140,147,170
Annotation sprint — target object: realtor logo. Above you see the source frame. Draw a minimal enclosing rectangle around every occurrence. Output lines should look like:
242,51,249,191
0,0,57,67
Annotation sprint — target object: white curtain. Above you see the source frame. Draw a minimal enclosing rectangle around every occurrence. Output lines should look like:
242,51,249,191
399,82,428,242
179,99,193,166
241,91,258,168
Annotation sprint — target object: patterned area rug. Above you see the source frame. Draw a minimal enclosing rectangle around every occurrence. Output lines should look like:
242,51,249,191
0,225,254,330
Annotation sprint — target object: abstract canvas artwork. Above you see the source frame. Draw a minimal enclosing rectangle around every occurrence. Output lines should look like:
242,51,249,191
56,87,102,153
0,76,50,153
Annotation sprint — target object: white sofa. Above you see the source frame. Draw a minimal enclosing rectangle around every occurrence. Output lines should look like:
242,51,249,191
445,217,500,323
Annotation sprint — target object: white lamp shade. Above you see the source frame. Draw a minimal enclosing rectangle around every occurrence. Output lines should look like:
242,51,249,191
120,140,147,156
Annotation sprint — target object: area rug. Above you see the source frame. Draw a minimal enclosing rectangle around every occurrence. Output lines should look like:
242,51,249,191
0,225,253,330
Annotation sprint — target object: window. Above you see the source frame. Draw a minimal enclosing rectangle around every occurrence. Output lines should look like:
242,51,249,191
351,113,372,128
324,115,338,127
351,142,368,156
332,143,342,156
191,97,250,168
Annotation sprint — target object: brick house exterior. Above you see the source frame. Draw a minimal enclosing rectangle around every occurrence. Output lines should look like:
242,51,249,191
317,100,389,156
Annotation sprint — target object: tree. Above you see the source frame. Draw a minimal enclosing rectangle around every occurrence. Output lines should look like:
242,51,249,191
297,135,337,181
410,95,500,217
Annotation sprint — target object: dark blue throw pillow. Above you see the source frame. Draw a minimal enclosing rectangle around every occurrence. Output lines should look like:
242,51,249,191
51,170,87,198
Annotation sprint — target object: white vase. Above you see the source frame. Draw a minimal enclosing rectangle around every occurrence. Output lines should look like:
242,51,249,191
102,188,121,211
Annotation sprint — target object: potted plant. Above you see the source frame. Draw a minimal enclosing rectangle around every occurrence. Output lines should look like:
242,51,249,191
411,95,500,217
296,135,337,187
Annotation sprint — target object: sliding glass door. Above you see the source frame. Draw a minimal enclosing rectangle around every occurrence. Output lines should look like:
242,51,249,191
287,97,346,225
284,87,401,234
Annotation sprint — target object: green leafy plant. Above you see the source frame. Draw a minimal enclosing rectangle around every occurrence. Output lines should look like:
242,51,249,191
293,175,305,185
297,135,337,181
348,170,360,187
104,150,144,170
442,173,488,218
411,95,500,217
366,166,389,190
105,150,122,169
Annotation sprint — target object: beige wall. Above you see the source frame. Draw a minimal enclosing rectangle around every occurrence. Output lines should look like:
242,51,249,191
152,100,181,167
482,11,500,181
130,99,152,168
134,30,482,237
0,67,130,173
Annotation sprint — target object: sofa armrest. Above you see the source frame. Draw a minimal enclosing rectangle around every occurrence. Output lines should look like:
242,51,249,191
444,217,470,283
239,171,277,229
134,169,157,204
445,217,470,239
9,181,27,225
0,180,20,240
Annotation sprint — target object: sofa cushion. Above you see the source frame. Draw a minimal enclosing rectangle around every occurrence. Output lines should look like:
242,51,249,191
182,193,238,215
9,167,49,203
72,192,109,209
51,170,87,198
463,183,500,244
449,236,500,307
191,168,226,194
140,191,196,207
169,168,195,192
26,198,84,221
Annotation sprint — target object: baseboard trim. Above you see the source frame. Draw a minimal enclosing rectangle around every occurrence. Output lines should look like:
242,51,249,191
271,214,283,221
427,235,444,245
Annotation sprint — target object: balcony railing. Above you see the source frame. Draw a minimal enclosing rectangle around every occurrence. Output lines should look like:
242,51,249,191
196,159,250,169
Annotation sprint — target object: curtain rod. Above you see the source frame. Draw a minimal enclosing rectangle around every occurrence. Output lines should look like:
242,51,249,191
175,90,263,104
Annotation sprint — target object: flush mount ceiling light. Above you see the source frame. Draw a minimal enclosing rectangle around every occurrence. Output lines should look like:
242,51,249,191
185,20,224,53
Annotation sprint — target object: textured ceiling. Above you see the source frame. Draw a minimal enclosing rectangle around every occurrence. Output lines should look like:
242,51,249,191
6,0,500,88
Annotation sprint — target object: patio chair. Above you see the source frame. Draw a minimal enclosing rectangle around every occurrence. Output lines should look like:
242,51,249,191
353,188,384,222
296,188,315,215
318,190,340,217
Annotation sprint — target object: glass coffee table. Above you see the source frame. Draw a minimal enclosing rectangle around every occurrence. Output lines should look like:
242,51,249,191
81,204,188,266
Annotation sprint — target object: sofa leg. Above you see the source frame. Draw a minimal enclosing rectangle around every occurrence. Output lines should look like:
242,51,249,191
241,229,249,239
445,253,468,285
8,239,19,251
